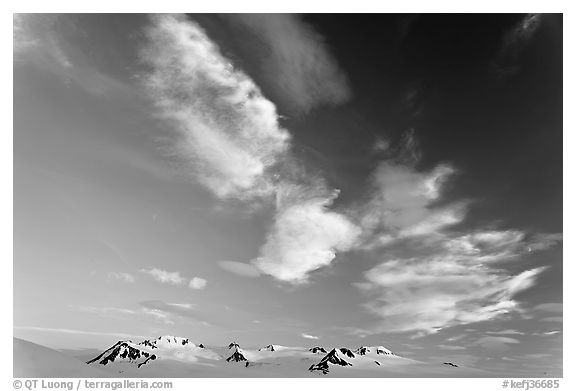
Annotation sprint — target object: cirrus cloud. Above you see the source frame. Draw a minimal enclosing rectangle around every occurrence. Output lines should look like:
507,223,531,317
217,261,262,278
140,14,290,200
221,14,351,114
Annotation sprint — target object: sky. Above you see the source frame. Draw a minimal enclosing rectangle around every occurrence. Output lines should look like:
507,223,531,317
13,13,563,376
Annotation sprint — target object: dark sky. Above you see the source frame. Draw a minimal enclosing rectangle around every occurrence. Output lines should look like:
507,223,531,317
290,14,563,233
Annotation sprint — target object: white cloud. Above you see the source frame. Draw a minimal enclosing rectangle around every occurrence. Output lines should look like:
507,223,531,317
357,254,546,334
168,303,195,309
253,182,360,284
358,162,464,249
140,14,290,200
140,15,359,284
217,261,262,278
353,137,559,335
107,272,136,283
486,329,525,335
301,333,319,340
140,268,186,285
189,277,207,290
222,14,351,114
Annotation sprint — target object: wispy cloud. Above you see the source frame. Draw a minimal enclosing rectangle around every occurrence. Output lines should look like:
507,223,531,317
13,14,72,68
532,330,561,337
189,277,207,290
14,14,135,97
357,161,463,249
486,329,525,336
492,14,543,76
540,317,563,323
140,268,186,285
357,256,546,334
14,326,146,339
168,303,195,309
253,181,360,284
138,300,212,327
472,336,520,352
70,305,136,316
107,272,136,283
222,14,351,114
437,344,466,351
533,303,563,313
217,261,262,278
301,333,319,340
140,14,290,200
141,308,175,325
353,132,559,335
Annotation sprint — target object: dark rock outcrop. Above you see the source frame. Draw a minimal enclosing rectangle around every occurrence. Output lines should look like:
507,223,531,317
309,348,353,374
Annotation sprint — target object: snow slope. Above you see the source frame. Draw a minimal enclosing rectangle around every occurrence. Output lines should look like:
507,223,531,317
13,338,109,378
16,336,487,378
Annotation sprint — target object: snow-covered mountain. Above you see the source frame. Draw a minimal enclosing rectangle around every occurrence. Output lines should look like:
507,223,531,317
85,335,221,373
308,346,402,374
14,336,487,377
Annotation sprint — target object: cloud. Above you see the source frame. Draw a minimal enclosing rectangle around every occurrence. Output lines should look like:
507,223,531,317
107,272,136,283
189,277,207,290
472,336,520,352
492,14,543,76
357,162,464,249
14,326,146,339
70,305,136,316
14,14,135,98
253,182,360,284
217,261,262,278
540,317,563,323
486,329,525,335
532,330,561,337
140,268,186,285
139,300,198,319
140,15,358,284
221,14,351,114
167,303,195,309
301,333,319,340
534,303,563,313
357,254,546,334
140,14,290,200
138,300,214,327
13,14,72,69
437,345,466,351
353,130,560,335
528,233,563,251
141,308,175,325
502,14,542,53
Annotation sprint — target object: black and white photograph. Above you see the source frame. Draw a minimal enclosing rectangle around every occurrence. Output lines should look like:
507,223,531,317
12,8,565,383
